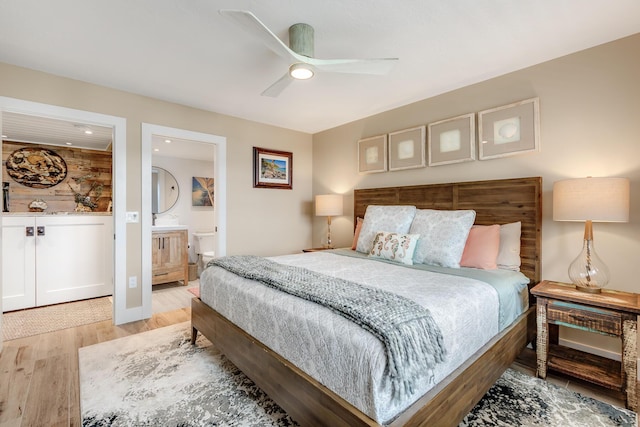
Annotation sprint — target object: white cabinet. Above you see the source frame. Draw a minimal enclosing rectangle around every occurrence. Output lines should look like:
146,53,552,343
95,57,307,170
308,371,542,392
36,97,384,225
2,215,113,312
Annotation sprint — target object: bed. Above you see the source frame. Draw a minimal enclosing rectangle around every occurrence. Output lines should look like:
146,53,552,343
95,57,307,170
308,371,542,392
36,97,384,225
191,176,542,426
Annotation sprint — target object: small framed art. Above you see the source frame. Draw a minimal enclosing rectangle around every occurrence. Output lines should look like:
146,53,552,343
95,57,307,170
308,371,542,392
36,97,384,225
253,147,293,189
358,134,387,174
428,113,476,166
388,126,426,171
478,97,540,160
192,177,214,206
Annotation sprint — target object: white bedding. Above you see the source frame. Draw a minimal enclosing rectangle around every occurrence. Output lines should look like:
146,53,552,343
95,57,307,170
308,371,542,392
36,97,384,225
199,251,527,424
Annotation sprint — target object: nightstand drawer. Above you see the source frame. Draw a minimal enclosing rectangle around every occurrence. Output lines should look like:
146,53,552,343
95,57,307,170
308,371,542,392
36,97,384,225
547,301,622,336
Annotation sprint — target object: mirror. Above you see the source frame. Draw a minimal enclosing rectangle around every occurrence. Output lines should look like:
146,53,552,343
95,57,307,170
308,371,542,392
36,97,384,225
152,166,179,214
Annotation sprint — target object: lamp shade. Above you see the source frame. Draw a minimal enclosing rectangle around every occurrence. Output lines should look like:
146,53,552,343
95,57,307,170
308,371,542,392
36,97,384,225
553,177,630,222
315,194,343,217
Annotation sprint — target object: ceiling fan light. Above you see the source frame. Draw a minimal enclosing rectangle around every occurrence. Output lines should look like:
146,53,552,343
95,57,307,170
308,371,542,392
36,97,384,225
289,63,314,80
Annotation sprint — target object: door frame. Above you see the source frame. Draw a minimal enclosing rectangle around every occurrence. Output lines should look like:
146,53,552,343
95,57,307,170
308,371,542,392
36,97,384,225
141,123,226,318
0,96,128,324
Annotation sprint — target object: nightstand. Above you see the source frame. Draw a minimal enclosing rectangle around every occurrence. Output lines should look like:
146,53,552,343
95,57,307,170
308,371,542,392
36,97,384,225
531,280,639,410
302,247,332,253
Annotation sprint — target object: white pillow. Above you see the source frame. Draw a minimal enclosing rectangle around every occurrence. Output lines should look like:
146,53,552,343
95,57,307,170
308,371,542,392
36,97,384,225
355,205,417,254
369,231,420,265
409,209,476,268
497,221,521,271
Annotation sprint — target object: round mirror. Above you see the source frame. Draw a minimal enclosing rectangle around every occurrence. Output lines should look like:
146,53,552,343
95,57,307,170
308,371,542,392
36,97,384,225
152,166,179,214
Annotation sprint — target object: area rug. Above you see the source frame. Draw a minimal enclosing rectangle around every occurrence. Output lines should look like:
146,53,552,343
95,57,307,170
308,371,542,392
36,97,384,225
2,296,112,341
79,322,636,427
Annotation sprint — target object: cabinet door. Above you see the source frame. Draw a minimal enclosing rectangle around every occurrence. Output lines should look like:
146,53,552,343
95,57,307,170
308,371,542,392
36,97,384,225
36,216,113,306
161,231,187,270
2,217,36,311
152,230,188,285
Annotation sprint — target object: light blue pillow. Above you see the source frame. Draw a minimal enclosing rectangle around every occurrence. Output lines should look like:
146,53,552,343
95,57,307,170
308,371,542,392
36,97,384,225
355,205,417,254
409,209,476,268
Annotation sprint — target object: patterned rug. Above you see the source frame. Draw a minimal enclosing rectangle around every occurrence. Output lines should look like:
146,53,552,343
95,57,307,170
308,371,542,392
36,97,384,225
79,322,636,427
2,296,112,341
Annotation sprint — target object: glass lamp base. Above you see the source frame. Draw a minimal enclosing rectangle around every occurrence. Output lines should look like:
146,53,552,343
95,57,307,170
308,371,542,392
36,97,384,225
574,284,602,294
568,230,609,293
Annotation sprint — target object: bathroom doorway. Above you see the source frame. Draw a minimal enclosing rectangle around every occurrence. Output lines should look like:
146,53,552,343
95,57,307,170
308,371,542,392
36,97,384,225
141,124,226,319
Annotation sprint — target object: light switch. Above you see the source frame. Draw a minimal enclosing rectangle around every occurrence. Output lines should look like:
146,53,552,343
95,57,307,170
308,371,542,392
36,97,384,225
126,211,139,223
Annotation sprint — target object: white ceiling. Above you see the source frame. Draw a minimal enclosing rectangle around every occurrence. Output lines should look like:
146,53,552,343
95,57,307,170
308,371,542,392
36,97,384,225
1,1,639,134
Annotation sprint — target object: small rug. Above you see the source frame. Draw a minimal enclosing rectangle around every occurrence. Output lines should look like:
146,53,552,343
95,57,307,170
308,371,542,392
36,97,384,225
79,322,636,427
187,286,200,298
3,296,112,341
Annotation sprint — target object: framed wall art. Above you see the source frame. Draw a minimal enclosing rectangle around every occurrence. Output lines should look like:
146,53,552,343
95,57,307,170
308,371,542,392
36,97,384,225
357,134,387,174
253,147,293,189
388,125,426,171
192,176,214,207
478,97,540,160
428,113,476,166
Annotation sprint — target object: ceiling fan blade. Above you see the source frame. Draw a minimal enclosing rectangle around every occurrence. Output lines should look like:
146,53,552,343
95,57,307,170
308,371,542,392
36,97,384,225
219,9,300,62
261,73,294,97
308,57,398,75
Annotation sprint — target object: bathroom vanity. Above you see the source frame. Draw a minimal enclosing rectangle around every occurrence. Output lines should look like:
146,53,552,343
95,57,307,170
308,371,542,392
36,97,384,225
151,226,189,286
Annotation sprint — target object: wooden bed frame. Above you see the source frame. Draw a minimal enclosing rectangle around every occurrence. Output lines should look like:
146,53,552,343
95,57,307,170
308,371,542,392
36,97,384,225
192,176,542,426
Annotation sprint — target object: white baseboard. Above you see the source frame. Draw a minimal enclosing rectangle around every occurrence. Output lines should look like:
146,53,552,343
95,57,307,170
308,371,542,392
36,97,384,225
559,337,621,362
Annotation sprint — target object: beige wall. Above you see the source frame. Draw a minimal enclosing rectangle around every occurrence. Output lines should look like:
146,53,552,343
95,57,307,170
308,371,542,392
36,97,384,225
0,63,313,309
313,34,640,355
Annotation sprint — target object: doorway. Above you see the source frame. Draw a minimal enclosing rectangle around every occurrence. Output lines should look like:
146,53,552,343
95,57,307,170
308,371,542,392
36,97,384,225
141,124,226,319
0,97,127,338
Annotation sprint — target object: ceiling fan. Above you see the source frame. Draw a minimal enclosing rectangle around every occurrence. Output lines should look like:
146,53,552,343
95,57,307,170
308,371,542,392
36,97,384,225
219,9,399,97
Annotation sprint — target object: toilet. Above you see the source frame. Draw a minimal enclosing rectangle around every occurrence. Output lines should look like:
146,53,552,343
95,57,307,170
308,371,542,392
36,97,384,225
192,231,216,275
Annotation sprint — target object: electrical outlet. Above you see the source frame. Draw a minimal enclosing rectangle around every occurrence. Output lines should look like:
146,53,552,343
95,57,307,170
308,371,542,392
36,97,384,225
128,276,137,288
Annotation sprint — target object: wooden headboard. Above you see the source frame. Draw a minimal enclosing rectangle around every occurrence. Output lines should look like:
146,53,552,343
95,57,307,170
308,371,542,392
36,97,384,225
354,177,542,284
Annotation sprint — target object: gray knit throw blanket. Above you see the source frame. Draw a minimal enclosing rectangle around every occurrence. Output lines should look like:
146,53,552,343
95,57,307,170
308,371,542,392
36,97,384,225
208,255,446,400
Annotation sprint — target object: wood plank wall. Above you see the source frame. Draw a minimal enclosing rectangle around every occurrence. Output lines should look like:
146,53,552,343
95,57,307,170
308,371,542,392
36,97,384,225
354,177,542,284
2,141,112,213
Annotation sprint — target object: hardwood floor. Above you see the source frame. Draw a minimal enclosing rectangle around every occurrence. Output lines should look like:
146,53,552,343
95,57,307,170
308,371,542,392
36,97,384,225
0,305,627,426
0,307,190,427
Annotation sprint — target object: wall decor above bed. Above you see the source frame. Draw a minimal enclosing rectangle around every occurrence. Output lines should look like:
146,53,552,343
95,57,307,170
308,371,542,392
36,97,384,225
478,97,540,160
388,126,426,171
427,113,476,166
357,134,387,174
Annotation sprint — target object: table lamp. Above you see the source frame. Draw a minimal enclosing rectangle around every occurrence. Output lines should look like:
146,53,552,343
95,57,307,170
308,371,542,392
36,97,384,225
315,194,343,248
553,177,630,293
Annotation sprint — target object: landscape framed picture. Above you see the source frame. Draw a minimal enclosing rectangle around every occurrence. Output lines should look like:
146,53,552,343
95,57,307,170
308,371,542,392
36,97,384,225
253,147,293,189
388,126,426,171
428,113,476,166
357,134,387,174
478,97,540,160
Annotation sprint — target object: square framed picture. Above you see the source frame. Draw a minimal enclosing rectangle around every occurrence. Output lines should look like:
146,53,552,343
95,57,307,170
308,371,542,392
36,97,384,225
253,147,292,189
192,176,214,206
388,126,426,171
358,134,387,174
428,113,476,166
478,97,540,160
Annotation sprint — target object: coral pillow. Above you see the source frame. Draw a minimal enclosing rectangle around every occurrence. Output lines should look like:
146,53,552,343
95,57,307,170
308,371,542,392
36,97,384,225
351,217,363,250
460,225,500,270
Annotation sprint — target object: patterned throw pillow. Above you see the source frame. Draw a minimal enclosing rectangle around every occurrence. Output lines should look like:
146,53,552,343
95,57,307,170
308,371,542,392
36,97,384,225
355,205,417,254
368,231,420,265
409,209,476,268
